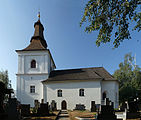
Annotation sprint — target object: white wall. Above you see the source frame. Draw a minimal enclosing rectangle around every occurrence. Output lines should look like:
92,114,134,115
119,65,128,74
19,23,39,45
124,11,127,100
44,80,101,110
17,74,47,107
17,51,51,74
101,81,119,108
16,50,54,107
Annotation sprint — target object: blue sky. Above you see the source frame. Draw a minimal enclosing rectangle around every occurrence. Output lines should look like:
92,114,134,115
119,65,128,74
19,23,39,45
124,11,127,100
0,0,140,90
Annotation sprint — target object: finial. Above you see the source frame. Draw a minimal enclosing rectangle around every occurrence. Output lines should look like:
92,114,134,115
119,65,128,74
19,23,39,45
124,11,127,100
38,11,40,20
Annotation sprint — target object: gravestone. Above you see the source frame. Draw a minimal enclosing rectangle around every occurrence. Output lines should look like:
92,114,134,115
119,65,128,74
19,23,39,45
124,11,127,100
37,102,49,116
120,102,128,111
7,98,19,120
91,101,96,112
75,104,85,110
0,82,5,114
51,100,57,111
105,98,110,105
0,81,14,120
34,99,39,113
110,102,114,108
41,99,44,104
21,104,30,117
97,105,117,120
128,101,139,113
127,100,140,119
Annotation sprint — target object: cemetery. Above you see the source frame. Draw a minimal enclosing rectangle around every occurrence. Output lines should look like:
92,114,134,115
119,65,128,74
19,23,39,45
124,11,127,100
0,78,141,120
0,81,60,120
69,97,141,120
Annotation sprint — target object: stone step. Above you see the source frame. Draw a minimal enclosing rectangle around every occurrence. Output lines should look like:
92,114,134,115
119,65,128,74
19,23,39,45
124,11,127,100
57,110,70,120
59,114,69,117
60,112,68,114
57,117,70,120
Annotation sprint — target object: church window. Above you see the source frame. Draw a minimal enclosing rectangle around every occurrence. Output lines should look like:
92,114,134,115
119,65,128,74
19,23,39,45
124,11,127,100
102,92,107,100
79,89,84,96
31,60,36,68
30,86,35,93
57,90,62,97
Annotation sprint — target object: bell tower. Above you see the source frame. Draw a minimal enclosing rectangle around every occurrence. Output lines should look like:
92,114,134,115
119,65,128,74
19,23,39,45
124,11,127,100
16,14,56,106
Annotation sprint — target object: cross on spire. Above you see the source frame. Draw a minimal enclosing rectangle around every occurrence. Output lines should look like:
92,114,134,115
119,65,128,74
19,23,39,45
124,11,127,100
38,11,40,20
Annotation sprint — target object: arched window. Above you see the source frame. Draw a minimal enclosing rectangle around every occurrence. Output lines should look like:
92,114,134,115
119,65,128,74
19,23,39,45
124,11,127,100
102,92,107,100
57,90,62,97
31,60,36,68
79,89,84,96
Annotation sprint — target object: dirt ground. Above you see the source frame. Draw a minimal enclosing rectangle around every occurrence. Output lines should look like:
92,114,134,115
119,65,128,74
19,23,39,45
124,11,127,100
68,110,97,120
120,118,141,120
23,111,59,120
68,110,141,120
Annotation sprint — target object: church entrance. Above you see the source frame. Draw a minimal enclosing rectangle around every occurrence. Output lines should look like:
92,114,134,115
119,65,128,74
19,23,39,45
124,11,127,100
61,100,67,110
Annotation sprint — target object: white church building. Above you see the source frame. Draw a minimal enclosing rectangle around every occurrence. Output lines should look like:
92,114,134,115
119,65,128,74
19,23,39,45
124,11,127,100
16,16,119,110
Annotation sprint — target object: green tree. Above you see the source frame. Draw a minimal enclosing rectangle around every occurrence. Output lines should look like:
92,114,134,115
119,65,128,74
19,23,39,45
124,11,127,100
0,70,9,88
0,70,10,102
80,0,141,48
113,53,141,103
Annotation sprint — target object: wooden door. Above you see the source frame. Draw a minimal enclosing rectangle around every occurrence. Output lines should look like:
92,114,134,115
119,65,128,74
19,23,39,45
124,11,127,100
61,100,67,110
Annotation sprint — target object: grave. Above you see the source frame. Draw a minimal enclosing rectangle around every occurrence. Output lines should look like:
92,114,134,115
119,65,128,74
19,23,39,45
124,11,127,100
51,100,57,111
37,102,49,116
75,104,86,110
0,81,15,120
97,98,117,120
105,98,110,105
0,81,5,115
97,105,117,120
41,99,44,104
127,100,140,119
33,99,40,113
120,102,128,111
21,104,30,117
6,98,19,120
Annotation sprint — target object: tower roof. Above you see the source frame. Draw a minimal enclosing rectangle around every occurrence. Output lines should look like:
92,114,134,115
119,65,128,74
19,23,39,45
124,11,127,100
16,15,56,68
19,15,48,51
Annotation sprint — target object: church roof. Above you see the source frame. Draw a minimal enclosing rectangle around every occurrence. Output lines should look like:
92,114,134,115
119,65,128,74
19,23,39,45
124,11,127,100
42,67,117,83
16,15,56,68
16,18,47,51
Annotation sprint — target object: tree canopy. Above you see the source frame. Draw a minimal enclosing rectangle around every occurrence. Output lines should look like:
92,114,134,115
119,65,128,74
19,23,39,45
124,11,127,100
0,70,9,88
113,53,141,103
80,0,141,48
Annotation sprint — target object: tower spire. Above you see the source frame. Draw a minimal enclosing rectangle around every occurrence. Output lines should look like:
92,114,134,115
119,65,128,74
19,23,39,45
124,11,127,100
38,11,40,20
19,13,48,50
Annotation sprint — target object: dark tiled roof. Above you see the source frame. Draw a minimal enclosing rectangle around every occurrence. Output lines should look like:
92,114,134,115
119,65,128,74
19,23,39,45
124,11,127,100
22,39,46,50
42,67,116,83
16,20,47,51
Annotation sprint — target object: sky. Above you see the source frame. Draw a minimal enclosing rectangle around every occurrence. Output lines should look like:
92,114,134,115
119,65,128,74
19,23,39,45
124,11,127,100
0,0,140,90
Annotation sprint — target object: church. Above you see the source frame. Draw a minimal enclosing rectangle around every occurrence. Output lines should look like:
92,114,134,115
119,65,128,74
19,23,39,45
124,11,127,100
16,15,119,110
